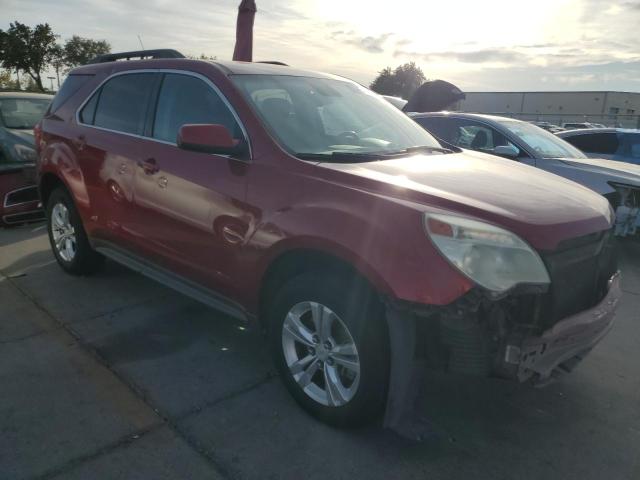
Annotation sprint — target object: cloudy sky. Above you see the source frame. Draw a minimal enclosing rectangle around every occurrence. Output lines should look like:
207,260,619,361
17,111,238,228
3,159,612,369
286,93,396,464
3,0,640,91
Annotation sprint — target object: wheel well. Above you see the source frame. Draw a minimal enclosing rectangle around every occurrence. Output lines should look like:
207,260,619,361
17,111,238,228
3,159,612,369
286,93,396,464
258,249,374,328
39,173,66,208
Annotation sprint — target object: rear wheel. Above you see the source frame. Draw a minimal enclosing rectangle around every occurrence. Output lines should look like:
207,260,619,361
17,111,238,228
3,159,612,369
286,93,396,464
47,187,103,274
268,270,389,427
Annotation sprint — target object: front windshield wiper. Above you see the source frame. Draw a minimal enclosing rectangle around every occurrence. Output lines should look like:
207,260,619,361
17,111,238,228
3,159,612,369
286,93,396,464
296,145,453,163
386,145,454,155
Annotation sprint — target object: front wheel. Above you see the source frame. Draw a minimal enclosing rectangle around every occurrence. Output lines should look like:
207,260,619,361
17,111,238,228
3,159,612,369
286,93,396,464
268,271,389,427
47,187,103,275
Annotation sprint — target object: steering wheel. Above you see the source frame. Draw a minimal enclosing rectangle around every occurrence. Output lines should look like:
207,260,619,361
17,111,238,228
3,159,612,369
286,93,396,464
335,131,360,143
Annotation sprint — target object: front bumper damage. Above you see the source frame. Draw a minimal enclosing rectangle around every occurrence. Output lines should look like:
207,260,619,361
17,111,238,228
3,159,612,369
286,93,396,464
383,272,621,440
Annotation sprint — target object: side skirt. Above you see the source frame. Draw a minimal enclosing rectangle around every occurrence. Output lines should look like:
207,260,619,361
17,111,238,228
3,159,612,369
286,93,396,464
94,241,252,324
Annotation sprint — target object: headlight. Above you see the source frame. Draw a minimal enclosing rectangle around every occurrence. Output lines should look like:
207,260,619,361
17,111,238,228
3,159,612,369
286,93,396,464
425,213,550,293
13,144,37,163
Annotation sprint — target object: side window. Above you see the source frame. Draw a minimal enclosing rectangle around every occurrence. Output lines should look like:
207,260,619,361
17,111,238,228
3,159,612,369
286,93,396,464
90,73,157,135
414,117,456,143
565,133,619,154
79,93,99,124
152,74,239,143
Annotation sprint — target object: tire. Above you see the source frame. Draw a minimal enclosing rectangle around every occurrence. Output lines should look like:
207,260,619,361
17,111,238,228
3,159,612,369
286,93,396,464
46,187,103,275
268,270,389,427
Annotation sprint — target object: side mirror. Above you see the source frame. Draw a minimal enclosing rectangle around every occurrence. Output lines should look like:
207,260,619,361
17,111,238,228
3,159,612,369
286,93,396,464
493,145,519,159
177,124,241,156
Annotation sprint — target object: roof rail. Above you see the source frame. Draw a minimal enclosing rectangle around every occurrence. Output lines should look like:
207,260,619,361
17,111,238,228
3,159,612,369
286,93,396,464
256,61,289,66
87,49,185,64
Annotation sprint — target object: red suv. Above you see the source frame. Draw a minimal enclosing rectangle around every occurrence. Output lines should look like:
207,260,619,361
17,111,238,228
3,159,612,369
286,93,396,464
37,51,620,428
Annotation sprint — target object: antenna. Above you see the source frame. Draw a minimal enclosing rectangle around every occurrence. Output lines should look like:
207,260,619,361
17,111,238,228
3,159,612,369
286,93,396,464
137,35,145,50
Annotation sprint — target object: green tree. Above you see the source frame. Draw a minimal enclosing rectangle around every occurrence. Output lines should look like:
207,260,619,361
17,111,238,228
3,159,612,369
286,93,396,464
370,62,426,99
0,69,13,89
0,22,58,92
63,35,111,69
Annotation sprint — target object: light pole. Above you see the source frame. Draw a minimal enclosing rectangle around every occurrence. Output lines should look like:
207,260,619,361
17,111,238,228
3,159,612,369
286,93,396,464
47,76,55,92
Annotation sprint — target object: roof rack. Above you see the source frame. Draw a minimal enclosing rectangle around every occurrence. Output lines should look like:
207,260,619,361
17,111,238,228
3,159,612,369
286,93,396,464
256,61,289,66
87,49,185,64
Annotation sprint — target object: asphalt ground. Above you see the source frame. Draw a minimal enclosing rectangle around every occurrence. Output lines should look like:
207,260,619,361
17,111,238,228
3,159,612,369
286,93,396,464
1,223,639,480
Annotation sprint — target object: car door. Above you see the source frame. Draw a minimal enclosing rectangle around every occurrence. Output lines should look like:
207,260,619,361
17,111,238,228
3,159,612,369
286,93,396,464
75,72,161,248
131,71,251,300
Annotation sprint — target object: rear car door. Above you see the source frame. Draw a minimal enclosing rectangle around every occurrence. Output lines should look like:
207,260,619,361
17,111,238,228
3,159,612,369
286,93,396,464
131,71,251,300
76,72,160,248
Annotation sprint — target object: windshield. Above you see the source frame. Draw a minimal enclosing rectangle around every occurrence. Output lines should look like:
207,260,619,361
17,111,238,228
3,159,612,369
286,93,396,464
0,98,50,129
232,74,442,159
500,120,587,159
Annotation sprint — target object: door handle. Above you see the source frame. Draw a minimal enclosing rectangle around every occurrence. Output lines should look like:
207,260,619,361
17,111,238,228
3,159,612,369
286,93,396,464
73,135,86,150
137,158,159,175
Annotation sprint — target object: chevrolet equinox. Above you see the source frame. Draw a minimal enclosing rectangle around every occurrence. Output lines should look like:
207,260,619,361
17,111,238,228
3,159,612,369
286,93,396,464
36,51,620,428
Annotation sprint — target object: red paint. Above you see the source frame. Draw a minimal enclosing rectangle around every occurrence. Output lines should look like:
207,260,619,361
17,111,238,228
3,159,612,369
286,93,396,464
36,59,612,316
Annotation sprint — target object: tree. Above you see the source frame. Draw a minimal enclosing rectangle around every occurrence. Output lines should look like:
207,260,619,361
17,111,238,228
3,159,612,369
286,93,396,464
0,69,12,89
0,22,58,92
63,35,111,69
50,44,65,88
370,62,426,99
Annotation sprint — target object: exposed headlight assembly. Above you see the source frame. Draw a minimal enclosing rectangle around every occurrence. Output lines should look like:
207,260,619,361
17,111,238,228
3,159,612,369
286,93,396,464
13,144,37,163
425,213,550,293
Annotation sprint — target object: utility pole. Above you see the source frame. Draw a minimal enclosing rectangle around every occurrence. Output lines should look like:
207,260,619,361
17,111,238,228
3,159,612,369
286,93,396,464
47,76,55,92
137,35,145,51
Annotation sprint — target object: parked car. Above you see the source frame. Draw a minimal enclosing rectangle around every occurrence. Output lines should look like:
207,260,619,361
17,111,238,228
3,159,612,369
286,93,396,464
37,51,620,428
0,92,52,225
562,122,605,129
529,121,564,134
412,112,640,237
557,128,640,165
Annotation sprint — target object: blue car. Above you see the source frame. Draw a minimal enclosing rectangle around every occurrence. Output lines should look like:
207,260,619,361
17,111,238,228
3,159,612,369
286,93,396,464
557,128,640,165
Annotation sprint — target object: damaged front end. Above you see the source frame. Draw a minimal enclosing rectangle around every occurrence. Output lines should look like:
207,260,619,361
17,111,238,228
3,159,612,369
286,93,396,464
607,183,640,237
384,230,620,438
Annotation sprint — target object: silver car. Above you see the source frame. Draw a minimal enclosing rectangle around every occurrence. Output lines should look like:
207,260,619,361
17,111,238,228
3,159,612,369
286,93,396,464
412,112,640,237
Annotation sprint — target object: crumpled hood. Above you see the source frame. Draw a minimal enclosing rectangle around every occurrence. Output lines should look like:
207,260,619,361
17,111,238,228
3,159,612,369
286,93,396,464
555,157,640,187
6,128,35,146
320,150,612,250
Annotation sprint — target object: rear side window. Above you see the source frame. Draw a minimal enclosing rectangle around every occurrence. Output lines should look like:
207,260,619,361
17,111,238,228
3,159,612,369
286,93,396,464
50,74,93,113
152,74,240,143
84,73,157,135
564,133,619,155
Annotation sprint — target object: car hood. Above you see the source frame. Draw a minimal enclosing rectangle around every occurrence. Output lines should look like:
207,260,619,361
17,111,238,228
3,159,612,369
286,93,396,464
6,128,35,145
554,157,640,186
319,150,611,251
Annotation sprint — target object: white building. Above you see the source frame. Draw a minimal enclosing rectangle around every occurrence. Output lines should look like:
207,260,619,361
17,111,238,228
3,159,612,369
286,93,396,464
456,91,640,128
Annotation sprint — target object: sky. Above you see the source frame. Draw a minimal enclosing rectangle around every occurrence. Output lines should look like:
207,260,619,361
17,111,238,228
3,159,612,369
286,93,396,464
3,0,640,92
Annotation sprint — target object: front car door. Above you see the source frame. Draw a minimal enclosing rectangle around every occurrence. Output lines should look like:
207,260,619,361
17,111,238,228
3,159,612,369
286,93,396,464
131,71,251,301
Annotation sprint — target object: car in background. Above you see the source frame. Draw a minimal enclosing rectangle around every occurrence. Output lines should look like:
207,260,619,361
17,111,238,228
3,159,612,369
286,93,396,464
562,122,605,129
557,128,640,165
37,52,620,428
529,121,565,134
0,92,52,226
412,112,640,237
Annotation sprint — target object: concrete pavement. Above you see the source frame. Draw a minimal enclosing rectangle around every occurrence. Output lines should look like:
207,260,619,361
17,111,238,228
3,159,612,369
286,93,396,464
1,224,639,480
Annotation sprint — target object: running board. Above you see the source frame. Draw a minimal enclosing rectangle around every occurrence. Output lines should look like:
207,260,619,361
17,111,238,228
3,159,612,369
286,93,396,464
95,244,250,323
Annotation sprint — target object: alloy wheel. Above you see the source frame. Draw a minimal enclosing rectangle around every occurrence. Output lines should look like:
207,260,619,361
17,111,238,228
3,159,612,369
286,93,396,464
281,301,360,407
51,203,77,262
